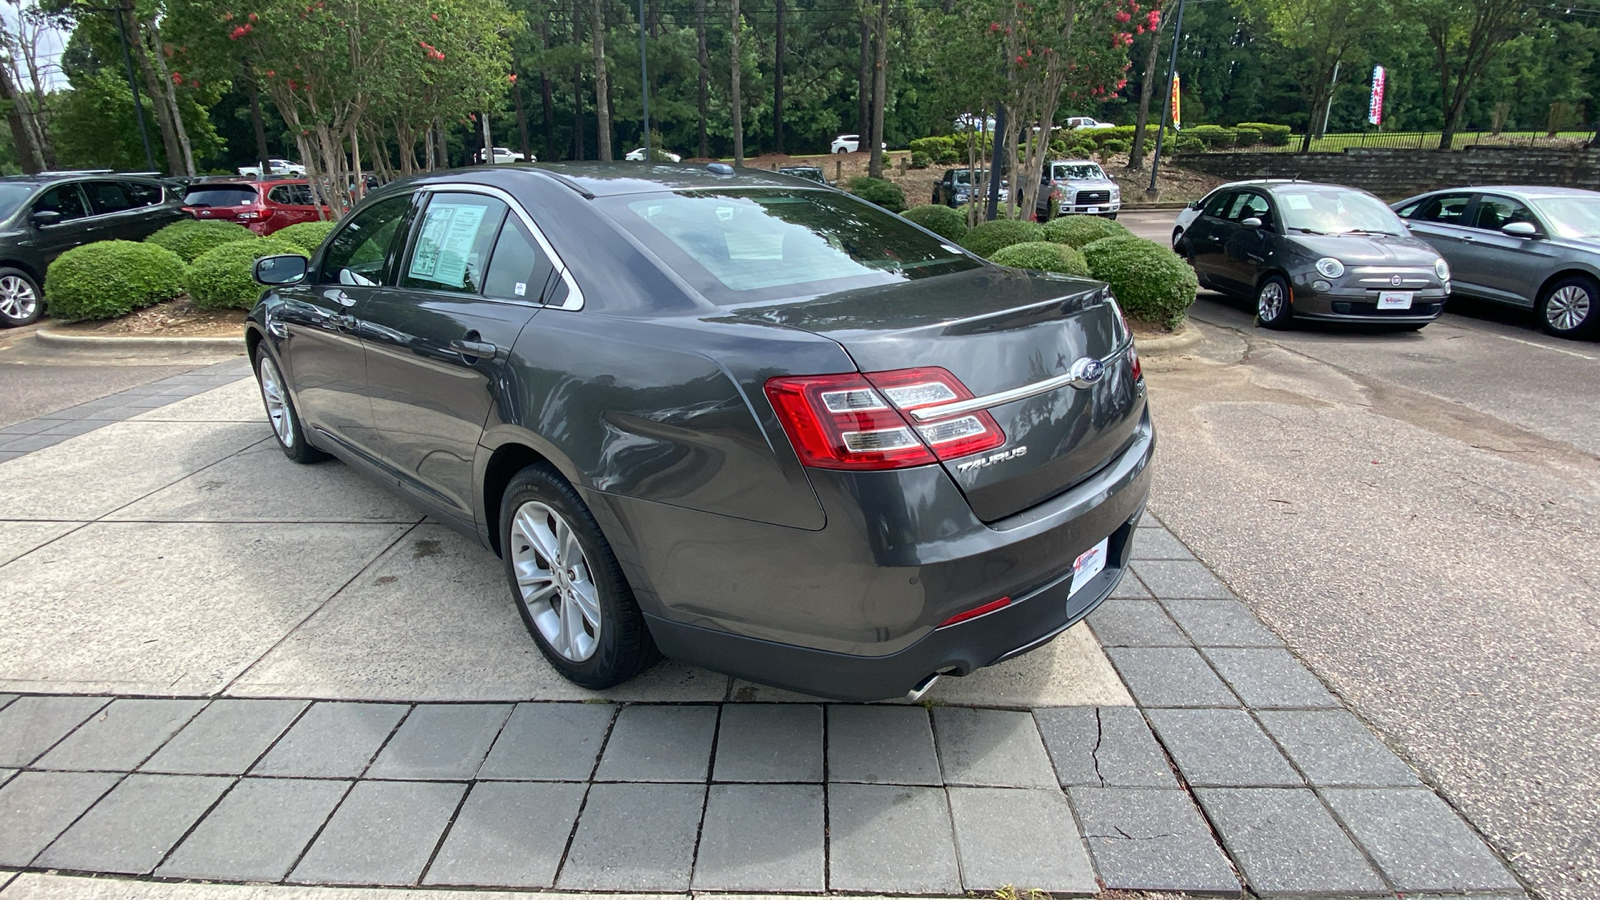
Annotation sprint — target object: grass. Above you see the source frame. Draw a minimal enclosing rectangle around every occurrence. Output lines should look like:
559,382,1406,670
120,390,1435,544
1247,130,1592,153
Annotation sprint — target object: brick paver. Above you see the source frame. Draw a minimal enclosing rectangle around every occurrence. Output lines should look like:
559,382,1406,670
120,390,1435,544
947,787,1096,892
710,704,823,783
826,705,940,785
157,778,349,881
36,699,204,772
289,780,464,885
252,702,407,779
143,700,308,776
827,783,961,893
35,774,231,874
593,705,717,783
477,702,613,781
423,781,586,887
1070,786,1239,892
557,782,704,890
931,707,1057,788
693,783,825,892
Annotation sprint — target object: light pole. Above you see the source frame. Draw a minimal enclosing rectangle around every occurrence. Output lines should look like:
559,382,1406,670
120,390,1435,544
639,0,650,160
83,3,155,171
1145,0,1185,200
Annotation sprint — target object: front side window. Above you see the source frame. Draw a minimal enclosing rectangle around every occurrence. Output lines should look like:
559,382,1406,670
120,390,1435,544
34,184,89,221
1407,193,1472,224
1471,196,1537,232
400,192,509,294
1231,192,1272,223
603,188,980,305
1202,191,1234,219
319,194,413,286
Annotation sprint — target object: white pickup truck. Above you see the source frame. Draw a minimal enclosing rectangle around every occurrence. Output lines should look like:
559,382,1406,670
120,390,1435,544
237,159,306,177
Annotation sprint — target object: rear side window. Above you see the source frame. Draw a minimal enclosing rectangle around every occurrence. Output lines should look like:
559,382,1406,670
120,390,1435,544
184,186,258,208
84,181,135,214
319,194,413,286
122,181,163,207
268,184,314,206
34,184,89,220
400,192,509,294
483,217,556,302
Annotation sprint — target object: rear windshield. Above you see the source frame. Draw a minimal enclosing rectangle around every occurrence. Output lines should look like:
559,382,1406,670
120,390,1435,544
0,183,35,221
184,186,258,208
602,188,980,306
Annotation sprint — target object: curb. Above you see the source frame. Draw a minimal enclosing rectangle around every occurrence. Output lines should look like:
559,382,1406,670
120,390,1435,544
34,326,246,353
1133,320,1204,356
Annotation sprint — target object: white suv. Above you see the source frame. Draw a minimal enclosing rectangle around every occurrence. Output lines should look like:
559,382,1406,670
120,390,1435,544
1065,117,1115,131
831,134,887,154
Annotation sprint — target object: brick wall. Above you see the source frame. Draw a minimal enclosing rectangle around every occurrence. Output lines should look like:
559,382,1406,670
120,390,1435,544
1171,145,1600,200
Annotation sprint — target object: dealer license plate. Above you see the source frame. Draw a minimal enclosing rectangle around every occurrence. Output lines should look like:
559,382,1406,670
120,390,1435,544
1377,291,1414,310
1068,537,1109,599
1086,206,1101,214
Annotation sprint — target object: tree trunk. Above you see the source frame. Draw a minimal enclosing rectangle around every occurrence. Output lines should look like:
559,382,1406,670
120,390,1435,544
856,18,871,139
243,60,272,173
772,0,785,154
572,66,586,160
592,0,612,161
148,22,195,176
515,77,531,160
538,19,556,159
731,0,743,164
0,66,45,173
696,0,709,157
122,3,182,175
1128,15,1163,170
867,0,888,178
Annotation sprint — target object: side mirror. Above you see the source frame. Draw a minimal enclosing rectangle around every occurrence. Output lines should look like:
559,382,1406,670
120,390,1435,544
1188,200,1202,210
31,210,62,227
1241,216,1263,229
254,254,308,286
1502,221,1539,237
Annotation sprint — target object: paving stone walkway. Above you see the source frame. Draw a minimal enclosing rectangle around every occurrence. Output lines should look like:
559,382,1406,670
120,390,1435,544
0,370,1527,898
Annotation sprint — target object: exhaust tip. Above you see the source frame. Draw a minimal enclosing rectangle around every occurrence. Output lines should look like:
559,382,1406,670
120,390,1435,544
904,673,942,703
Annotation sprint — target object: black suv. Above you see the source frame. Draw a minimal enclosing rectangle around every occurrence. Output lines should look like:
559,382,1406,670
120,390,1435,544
0,172,188,326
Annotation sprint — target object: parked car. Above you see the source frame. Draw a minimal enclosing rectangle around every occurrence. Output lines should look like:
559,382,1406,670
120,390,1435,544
932,168,1010,208
831,134,887,154
1394,186,1600,338
1037,159,1121,220
237,158,306,177
953,114,999,133
1064,116,1114,131
1173,180,1450,330
181,178,331,236
476,147,530,164
777,165,830,186
0,172,187,327
625,147,683,162
246,162,1153,700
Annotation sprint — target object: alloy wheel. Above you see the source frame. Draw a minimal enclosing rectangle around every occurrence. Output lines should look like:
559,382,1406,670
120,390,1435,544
1546,284,1592,332
1258,281,1286,322
0,275,38,323
511,500,601,662
256,354,294,447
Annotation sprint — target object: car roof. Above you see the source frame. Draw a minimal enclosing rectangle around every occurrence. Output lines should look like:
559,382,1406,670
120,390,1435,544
1418,185,1600,201
481,162,825,198
1048,159,1101,165
0,171,163,186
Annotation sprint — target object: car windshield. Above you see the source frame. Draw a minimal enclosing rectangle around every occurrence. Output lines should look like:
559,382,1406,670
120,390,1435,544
184,186,258,207
1531,196,1600,238
604,188,980,305
0,183,36,220
1275,188,1407,235
1052,164,1105,181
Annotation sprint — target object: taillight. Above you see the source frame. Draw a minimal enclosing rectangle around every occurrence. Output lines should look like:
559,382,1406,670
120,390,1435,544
1107,295,1143,382
938,596,1012,628
1128,344,1142,381
765,367,1006,471
235,210,263,221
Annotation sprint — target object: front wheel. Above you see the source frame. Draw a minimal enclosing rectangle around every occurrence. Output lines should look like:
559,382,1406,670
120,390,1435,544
1537,275,1598,339
1256,275,1293,330
0,268,42,328
834,147,849,154
253,346,328,464
500,464,657,690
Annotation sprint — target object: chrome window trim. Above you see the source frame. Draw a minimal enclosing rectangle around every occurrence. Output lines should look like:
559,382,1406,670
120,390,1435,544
909,339,1132,422
418,182,585,311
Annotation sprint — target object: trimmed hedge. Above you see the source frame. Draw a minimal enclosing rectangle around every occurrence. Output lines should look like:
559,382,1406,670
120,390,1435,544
1081,235,1197,328
1169,134,1205,155
909,151,932,169
1187,125,1237,149
901,204,969,242
1233,127,1263,147
848,175,907,212
1236,122,1292,146
44,241,188,322
146,219,258,262
1042,215,1130,248
989,241,1091,277
272,220,337,253
959,219,1044,257
187,238,309,310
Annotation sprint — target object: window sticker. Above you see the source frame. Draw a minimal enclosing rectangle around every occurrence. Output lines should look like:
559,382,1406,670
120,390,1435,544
408,202,488,288
514,282,527,296
1283,194,1313,210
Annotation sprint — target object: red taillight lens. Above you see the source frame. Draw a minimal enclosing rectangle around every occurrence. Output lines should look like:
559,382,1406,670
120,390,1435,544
765,367,1006,471
1128,344,1142,381
1108,296,1142,382
938,596,1012,627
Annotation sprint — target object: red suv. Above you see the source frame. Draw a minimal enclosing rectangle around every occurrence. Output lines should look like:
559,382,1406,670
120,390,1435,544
181,178,329,236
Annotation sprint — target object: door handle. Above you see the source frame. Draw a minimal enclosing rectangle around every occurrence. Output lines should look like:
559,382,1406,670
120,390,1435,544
450,338,498,358
332,313,358,329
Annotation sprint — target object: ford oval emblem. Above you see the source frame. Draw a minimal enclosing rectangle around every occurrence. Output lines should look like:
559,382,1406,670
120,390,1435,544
1391,274,1403,286
1069,357,1105,388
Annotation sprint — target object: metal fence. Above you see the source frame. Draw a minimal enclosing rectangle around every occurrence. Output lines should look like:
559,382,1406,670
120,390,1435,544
1242,130,1594,153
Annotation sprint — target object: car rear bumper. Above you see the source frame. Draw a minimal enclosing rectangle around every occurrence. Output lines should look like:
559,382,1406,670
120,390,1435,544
591,406,1155,701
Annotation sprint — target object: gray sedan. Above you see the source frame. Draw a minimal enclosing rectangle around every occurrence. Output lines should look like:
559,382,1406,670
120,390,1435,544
1395,186,1600,338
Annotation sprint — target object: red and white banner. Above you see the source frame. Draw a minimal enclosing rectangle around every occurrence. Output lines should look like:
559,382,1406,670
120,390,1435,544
1368,66,1386,126
1171,72,1181,130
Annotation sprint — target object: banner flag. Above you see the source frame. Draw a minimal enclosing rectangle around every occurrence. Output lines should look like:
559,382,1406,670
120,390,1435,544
1172,72,1181,130
1368,66,1386,126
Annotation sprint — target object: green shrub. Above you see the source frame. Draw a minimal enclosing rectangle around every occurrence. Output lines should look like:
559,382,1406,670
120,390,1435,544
145,219,258,262
908,135,954,158
1042,215,1130,248
1233,127,1262,147
959,219,1044,257
1169,134,1206,155
901,204,968,242
186,238,309,310
1236,122,1292,146
1188,125,1237,149
909,151,932,169
44,241,188,322
934,145,962,164
989,241,1091,277
1081,235,1197,328
272,220,337,253
848,175,907,212
1099,139,1131,160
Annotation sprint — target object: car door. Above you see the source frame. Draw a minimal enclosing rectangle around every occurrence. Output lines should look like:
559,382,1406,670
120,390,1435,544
1219,190,1277,291
273,191,415,465
1454,194,1557,308
1184,190,1236,288
358,188,547,524
265,182,321,231
80,180,160,241
1400,191,1474,278
27,183,96,264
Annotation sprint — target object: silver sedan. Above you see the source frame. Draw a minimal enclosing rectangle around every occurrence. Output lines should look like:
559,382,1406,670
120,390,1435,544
1394,186,1600,338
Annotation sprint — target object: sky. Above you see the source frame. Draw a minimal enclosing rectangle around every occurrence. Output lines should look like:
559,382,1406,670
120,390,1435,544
1,1,72,91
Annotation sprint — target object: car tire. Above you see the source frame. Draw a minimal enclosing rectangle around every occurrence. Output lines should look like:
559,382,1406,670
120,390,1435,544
0,268,43,328
1104,213,1119,220
500,464,658,690
1256,275,1293,330
1536,275,1599,339
253,345,328,464
834,147,848,154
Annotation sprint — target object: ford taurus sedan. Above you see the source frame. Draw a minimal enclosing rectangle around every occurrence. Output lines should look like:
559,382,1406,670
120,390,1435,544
1394,186,1600,338
1174,180,1450,330
245,163,1153,700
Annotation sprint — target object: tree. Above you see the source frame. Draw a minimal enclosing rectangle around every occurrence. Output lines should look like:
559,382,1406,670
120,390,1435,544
1395,0,1538,148
1126,0,1165,169
731,0,743,163
1248,0,1381,152
867,0,887,176
591,0,611,159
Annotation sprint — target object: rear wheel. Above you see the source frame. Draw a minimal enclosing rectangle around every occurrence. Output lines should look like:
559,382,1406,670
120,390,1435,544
253,346,328,464
500,464,657,690
0,268,42,327
1256,275,1293,330
1537,275,1598,339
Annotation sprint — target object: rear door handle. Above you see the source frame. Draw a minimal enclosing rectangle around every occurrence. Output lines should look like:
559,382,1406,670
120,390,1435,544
450,338,498,357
